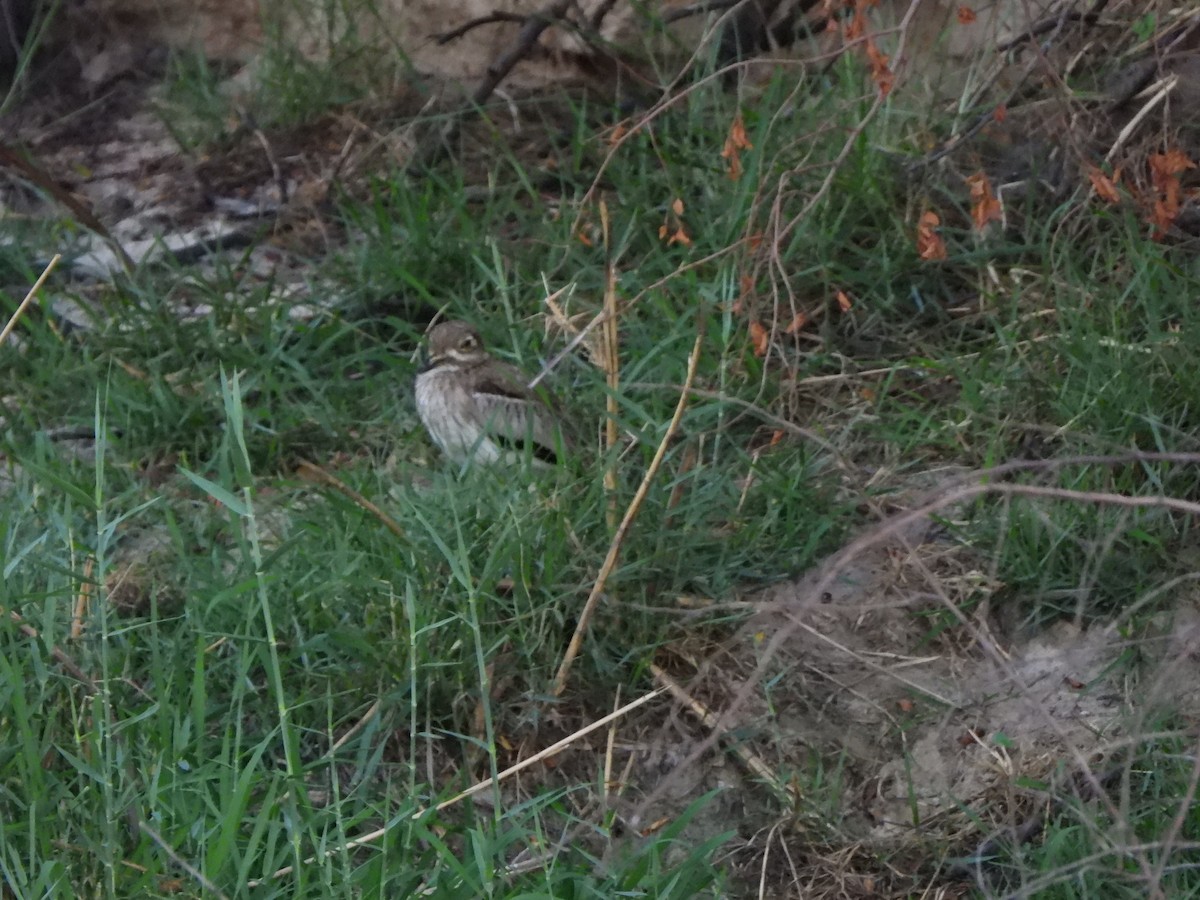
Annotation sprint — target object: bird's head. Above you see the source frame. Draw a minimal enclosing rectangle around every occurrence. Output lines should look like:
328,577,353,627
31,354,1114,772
423,320,488,370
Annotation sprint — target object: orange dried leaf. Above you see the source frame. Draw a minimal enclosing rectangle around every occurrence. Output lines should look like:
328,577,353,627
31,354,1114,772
657,223,668,241
668,226,692,246
957,5,976,23
727,112,753,151
993,103,1007,123
897,698,915,712
1086,165,1121,204
672,197,685,216
641,817,671,837
577,229,593,247
721,114,752,181
1147,150,1194,237
965,172,1003,229
785,311,808,333
844,9,865,40
723,146,743,181
607,122,628,145
916,210,947,260
864,38,893,96
769,429,785,446
1150,148,1197,180
836,291,853,313
748,319,769,357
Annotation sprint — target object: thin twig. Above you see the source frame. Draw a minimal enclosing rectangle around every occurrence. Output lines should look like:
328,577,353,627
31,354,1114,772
651,663,797,805
0,254,60,348
602,687,620,805
250,122,289,206
553,319,706,696
295,459,406,540
600,199,620,533
139,821,231,900
325,699,382,758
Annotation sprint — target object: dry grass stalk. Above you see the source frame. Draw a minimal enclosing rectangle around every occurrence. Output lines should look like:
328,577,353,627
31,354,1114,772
600,199,621,533
552,320,706,696
650,663,797,807
0,253,59,349
295,458,406,540
70,556,95,641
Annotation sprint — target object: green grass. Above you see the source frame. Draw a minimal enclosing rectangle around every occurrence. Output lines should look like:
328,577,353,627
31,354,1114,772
4,11,1200,895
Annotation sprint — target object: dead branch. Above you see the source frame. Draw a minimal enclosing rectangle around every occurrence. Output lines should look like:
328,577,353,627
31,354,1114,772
468,0,576,108
0,142,135,273
406,0,577,175
433,11,527,45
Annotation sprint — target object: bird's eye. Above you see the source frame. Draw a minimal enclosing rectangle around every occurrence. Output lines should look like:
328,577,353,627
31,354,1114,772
459,337,477,351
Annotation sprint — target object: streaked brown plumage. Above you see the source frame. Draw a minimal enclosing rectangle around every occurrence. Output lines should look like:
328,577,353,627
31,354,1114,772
414,320,570,467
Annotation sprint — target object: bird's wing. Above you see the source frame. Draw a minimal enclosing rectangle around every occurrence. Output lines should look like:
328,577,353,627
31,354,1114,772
471,363,570,465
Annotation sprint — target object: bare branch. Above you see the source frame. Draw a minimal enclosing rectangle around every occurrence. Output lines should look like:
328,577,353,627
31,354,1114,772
433,12,527,45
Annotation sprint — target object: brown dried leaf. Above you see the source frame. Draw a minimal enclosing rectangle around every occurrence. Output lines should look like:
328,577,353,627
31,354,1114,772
865,38,893,96
965,172,1003,229
721,115,752,181
748,319,769,356
1087,165,1121,204
668,225,692,246
1148,149,1196,237
916,210,947,260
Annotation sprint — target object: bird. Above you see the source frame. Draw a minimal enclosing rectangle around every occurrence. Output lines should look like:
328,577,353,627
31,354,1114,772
414,320,571,467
